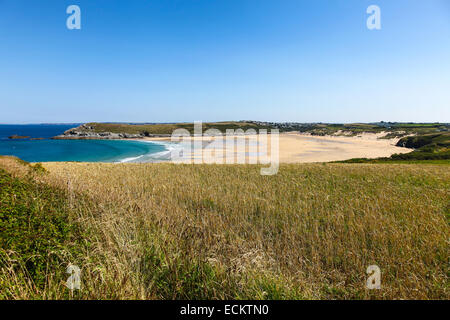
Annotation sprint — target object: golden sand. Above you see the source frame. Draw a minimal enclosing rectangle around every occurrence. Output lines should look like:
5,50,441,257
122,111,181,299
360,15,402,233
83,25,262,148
141,132,412,163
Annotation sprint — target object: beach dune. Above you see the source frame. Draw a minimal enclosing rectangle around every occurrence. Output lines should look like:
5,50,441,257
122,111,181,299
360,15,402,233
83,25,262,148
277,132,412,163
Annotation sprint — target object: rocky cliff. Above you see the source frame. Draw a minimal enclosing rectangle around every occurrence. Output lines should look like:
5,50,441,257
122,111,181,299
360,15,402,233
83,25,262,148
52,124,149,140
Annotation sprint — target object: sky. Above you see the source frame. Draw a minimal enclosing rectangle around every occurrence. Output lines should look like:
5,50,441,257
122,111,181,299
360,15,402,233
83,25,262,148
0,0,449,124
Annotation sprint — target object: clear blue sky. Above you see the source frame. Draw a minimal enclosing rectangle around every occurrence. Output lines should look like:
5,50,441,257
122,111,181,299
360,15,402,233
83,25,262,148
1,0,449,123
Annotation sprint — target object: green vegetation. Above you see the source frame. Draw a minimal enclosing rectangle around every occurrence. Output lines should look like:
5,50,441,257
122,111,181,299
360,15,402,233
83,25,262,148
83,121,273,135
297,123,383,135
396,132,449,149
336,159,450,165
1,154,449,300
0,157,81,299
38,160,449,300
78,121,448,137
339,132,450,163
297,122,448,137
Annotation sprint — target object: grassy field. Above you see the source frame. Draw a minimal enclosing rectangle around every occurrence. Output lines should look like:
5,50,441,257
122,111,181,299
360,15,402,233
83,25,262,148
81,121,273,135
0,156,449,299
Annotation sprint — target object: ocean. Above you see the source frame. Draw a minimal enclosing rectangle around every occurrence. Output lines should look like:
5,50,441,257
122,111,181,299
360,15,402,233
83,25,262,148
0,124,171,163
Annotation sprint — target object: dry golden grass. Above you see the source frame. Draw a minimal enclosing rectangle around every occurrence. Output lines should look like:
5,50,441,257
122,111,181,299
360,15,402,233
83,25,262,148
32,161,449,300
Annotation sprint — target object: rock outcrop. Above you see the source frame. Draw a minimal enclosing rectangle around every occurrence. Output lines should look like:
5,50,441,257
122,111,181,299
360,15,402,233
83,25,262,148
52,124,170,140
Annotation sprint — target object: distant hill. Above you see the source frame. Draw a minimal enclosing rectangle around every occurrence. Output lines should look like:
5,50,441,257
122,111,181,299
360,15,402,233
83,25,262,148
54,121,449,139
54,121,274,139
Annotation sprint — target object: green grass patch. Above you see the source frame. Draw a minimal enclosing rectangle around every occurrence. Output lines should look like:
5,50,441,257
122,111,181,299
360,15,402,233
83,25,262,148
0,166,80,299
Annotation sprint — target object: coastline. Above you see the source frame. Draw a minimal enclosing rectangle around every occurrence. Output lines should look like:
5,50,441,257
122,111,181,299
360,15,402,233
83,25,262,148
136,132,413,163
47,123,415,163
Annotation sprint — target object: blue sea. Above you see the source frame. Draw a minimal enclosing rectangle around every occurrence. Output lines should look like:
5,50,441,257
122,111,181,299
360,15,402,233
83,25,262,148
0,124,171,163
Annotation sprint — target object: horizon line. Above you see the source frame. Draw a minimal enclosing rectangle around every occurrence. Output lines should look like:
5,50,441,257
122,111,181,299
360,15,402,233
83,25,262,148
0,121,449,126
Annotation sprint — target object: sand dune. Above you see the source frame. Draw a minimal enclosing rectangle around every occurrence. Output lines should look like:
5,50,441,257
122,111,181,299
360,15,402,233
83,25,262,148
276,132,412,163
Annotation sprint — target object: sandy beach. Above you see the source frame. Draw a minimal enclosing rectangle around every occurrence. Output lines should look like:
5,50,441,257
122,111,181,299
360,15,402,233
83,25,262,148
140,132,413,163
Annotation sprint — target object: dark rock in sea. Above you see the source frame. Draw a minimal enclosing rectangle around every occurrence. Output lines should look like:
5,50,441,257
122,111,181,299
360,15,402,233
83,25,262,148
8,135,30,139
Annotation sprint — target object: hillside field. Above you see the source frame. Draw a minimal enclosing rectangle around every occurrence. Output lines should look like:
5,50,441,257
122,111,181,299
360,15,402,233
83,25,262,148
0,156,448,299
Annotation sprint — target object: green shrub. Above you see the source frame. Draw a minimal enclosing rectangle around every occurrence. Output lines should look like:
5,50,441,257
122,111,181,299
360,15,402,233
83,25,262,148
0,169,72,295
